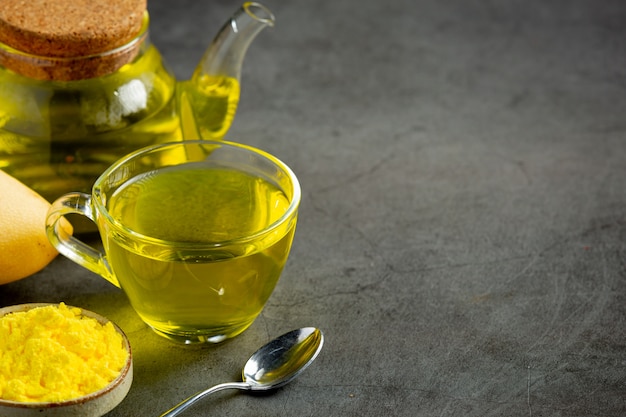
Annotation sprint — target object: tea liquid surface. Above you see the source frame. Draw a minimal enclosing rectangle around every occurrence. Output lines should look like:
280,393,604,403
105,163,295,342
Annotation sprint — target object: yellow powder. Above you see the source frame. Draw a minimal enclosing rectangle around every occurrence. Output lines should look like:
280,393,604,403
0,303,128,403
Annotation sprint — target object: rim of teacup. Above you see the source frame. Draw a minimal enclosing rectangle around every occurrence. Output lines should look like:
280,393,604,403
92,140,302,249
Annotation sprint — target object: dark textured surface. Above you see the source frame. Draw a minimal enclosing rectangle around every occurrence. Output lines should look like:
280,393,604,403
2,0,626,415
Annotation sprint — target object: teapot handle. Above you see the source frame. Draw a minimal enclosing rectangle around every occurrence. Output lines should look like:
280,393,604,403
46,192,120,288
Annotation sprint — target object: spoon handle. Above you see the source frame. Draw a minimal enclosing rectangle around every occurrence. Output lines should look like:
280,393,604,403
159,382,251,417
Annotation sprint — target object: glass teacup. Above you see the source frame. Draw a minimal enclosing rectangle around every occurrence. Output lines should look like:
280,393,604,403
46,140,300,344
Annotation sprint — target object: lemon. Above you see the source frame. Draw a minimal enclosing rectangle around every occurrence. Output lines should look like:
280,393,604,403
0,170,73,284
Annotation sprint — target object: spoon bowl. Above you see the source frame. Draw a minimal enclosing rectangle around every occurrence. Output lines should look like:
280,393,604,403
243,327,324,389
160,327,324,417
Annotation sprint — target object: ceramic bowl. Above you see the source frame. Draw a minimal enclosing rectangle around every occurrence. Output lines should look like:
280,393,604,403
0,303,133,417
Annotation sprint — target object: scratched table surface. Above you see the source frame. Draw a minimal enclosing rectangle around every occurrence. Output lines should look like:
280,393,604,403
2,0,626,416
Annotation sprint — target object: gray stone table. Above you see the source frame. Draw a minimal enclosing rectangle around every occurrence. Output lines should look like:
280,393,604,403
2,0,625,415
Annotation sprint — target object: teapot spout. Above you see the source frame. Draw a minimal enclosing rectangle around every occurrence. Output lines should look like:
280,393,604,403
179,3,275,140
195,2,275,83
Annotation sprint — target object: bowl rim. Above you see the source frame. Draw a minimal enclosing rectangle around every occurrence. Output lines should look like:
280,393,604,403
0,303,133,409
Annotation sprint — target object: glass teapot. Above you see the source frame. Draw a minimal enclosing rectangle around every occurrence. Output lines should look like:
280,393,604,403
0,1,274,203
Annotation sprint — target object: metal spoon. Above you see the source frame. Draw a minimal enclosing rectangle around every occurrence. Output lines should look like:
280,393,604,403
160,327,324,417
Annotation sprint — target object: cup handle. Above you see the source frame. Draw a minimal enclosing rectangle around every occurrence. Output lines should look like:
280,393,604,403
46,192,120,288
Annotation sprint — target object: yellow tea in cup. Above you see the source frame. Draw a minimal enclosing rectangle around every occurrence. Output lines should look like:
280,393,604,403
106,164,294,341
47,141,300,344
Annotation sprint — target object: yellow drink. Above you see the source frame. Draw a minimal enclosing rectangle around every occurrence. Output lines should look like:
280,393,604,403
0,44,241,204
0,45,179,202
104,163,295,343
178,74,241,141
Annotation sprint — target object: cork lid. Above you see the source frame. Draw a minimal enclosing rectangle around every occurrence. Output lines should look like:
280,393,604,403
0,0,147,80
